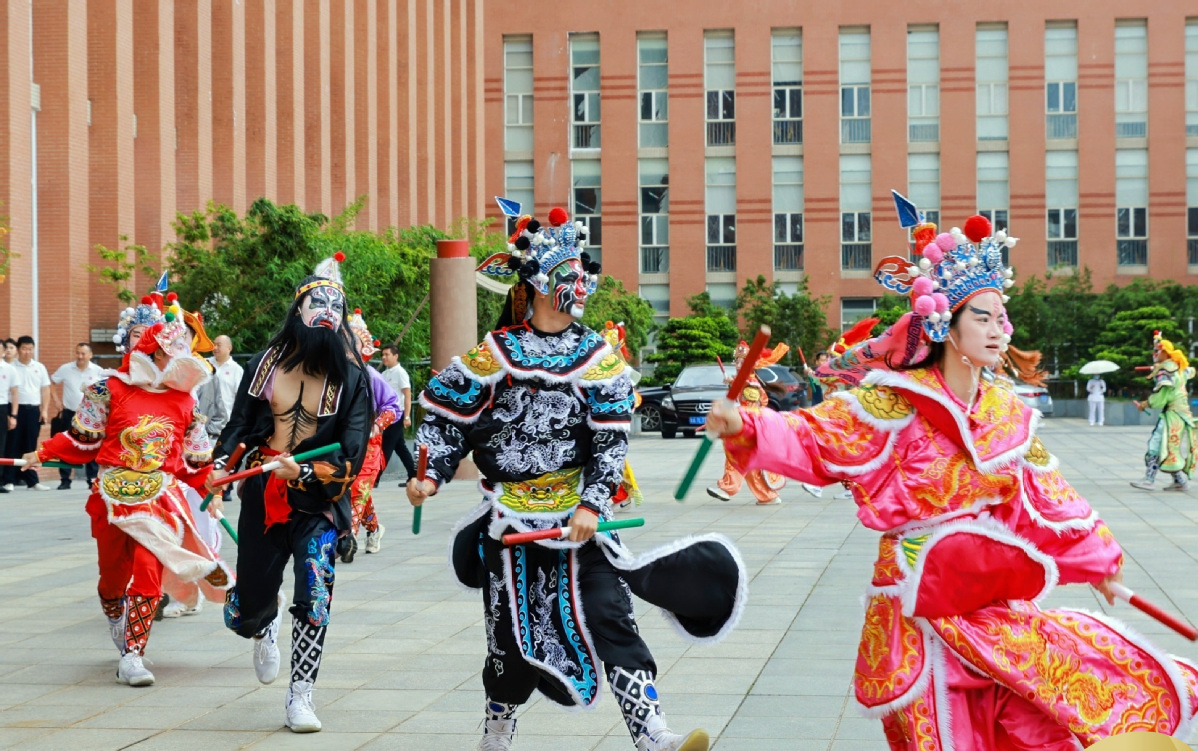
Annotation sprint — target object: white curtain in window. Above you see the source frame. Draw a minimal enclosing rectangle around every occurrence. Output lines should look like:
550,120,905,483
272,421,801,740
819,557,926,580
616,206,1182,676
976,151,1009,209
1045,150,1079,207
1187,148,1198,206
840,154,871,211
1115,149,1149,206
705,33,735,89
772,30,802,84
705,157,736,213
907,153,940,209
1045,25,1078,81
1115,23,1148,80
907,28,939,84
839,29,870,85
773,155,804,210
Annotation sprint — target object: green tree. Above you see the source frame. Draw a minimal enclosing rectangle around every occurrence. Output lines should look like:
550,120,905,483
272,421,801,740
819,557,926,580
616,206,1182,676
871,294,909,337
686,291,740,349
1090,305,1183,390
734,275,779,339
581,276,656,360
89,236,159,305
644,317,732,385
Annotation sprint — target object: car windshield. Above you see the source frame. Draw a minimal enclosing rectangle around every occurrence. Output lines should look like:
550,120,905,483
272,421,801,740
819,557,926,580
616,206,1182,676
674,365,726,389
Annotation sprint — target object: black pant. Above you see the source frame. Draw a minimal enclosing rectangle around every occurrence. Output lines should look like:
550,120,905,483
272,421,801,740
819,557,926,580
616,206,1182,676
51,409,98,485
380,421,417,480
223,474,338,638
480,536,655,705
4,405,42,487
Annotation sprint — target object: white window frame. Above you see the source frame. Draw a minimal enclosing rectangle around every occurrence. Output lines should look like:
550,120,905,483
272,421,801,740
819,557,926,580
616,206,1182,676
975,25,1009,141
705,32,736,147
571,159,601,263
570,35,601,150
504,37,534,152
772,29,803,145
840,298,878,331
638,33,669,148
639,158,669,274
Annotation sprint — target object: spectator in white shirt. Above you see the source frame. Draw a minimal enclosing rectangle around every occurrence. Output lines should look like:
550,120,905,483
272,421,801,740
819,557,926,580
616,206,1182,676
50,343,104,489
1087,375,1107,427
4,336,52,490
0,356,19,493
379,345,417,483
207,335,243,421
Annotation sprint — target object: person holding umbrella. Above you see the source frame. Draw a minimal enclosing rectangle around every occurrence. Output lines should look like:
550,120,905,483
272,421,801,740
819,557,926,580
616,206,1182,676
1087,374,1107,426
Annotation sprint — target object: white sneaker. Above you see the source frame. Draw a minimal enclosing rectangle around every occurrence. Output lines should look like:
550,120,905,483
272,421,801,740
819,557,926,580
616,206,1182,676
1130,480,1156,491
162,599,203,618
285,680,322,732
705,486,731,502
253,593,286,684
30,483,52,491
800,483,824,498
364,524,385,554
2,483,13,491
636,727,710,751
108,602,128,656
116,650,155,687
1163,482,1190,492
755,497,782,506
479,717,516,750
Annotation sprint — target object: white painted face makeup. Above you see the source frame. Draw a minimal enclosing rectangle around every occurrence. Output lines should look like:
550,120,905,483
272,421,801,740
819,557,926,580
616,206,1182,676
949,290,1004,369
299,285,346,330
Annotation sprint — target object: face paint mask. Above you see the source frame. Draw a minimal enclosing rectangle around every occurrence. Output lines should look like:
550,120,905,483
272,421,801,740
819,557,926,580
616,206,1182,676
299,286,346,330
549,259,587,319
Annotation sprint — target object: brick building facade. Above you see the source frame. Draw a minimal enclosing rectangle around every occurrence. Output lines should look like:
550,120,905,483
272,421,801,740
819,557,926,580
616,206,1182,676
0,0,484,365
485,1,1198,332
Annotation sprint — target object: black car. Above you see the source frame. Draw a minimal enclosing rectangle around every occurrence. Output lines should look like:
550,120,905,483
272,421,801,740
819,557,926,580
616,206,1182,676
636,385,669,433
659,364,726,439
756,365,804,412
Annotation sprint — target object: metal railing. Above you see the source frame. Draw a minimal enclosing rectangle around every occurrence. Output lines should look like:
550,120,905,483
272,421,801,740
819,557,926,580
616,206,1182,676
573,124,600,149
1047,240,1078,267
640,246,669,274
1116,239,1148,266
1115,119,1147,139
1046,113,1077,140
772,119,802,145
706,244,737,272
773,243,804,271
706,121,736,146
908,122,939,143
841,243,871,270
1189,238,1198,266
841,118,870,143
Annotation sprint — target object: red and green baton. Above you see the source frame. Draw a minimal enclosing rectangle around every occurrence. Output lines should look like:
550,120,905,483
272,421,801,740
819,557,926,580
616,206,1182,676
673,325,772,501
210,442,342,487
412,444,428,535
502,517,644,546
1108,582,1198,641
201,443,246,544
0,457,80,470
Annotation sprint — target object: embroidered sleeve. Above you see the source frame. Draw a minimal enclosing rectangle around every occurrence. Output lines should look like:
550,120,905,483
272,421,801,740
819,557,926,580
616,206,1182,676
38,379,109,464
724,393,893,486
419,360,494,425
414,417,470,487
578,431,628,520
581,373,635,432
181,408,214,472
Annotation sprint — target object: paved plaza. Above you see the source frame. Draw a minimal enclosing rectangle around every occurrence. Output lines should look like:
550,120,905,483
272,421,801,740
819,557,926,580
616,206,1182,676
1,419,1197,750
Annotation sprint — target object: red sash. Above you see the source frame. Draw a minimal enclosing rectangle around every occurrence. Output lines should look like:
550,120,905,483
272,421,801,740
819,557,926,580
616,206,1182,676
257,446,292,531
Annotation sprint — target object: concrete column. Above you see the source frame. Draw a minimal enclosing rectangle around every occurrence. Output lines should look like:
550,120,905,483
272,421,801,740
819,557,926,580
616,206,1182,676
429,238,477,478
0,0,35,337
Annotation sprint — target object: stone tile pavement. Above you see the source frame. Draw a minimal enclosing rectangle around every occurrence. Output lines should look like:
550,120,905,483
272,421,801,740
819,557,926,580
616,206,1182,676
1,419,1197,750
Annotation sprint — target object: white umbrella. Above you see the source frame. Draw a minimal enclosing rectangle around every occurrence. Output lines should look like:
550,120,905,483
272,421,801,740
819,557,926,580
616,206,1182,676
1080,360,1119,375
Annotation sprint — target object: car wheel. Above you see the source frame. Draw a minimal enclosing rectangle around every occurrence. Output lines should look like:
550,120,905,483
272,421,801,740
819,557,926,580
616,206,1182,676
639,405,662,432
661,425,677,439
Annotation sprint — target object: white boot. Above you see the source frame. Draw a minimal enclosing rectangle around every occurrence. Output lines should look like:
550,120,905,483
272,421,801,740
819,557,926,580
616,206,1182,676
285,680,321,732
610,667,709,751
253,592,286,684
364,523,385,553
705,486,731,502
116,649,155,687
478,700,518,750
107,599,128,656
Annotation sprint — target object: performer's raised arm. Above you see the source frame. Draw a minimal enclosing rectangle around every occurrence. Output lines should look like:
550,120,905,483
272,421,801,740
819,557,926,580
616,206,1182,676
35,379,109,466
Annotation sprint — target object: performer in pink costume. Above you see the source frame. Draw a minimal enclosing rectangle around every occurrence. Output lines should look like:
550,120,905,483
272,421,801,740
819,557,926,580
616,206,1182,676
705,192,1198,750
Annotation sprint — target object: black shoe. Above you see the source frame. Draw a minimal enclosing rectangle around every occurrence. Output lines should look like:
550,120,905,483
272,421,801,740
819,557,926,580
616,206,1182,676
337,534,357,563
57,480,71,490
154,593,170,621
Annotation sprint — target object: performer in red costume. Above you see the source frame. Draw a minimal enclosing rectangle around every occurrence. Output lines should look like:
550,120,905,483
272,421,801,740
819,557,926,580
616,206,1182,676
25,308,231,687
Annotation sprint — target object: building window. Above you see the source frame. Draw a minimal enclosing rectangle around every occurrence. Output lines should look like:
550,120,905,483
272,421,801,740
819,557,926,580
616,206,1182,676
1045,23,1078,140
640,284,670,320
772,29,802,145
1186,22,1197,137
1115,21,1148,139
840,153,871,270
839,28,870,144
638,34,669,148
639,158,669,274
706,157,736,271
504,37,533,152
773,155,803,270
570,34,601,150
572,159,601,265
907,26,939,142
976,24,1008,141
705,32,736,146
907,152,940,254
1189,148,1198,264
841,298,878,331
504,160,534,234
1046,150,1079,267
977,150,1009,264
1116,148,1148,266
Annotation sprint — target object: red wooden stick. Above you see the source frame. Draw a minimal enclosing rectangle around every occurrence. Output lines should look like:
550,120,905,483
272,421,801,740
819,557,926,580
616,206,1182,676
726,326,772,401
417,444,429,482
1110,582,1198,641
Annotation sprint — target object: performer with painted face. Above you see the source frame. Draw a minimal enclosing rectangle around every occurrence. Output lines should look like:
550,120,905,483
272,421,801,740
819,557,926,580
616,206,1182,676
24,300,231,687
410,202,746,751
704,192,1198,750
209,252,373,733
1130,331,1197,492
342,308,401,560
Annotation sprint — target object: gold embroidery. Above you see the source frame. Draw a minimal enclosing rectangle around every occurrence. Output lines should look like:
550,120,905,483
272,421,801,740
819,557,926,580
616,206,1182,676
855,384,914,420
100,468,165,502
118,416,175,472
1024,436,1051,467
497,467,583,515
461,341,503,378
910,451,1017,513
580,353,626,382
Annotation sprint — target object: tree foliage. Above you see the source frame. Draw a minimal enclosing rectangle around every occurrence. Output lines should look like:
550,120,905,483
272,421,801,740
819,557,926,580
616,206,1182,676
730,276,833,365
686,292,741,350
644,317,732,385
1090,305,1184,389
580,276,656,360
90,236,159,305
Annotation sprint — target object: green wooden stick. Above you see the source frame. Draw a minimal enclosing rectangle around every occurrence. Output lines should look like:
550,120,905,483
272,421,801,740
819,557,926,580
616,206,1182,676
292,442,342,463
412,504,422,535
215,513,238,543
42,460,82,470
674,434,715,501
597,518,645,533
